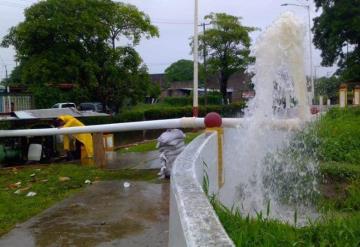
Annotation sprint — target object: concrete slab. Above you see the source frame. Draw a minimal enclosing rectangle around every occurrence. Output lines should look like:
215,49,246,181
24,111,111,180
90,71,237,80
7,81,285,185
0,181,169,247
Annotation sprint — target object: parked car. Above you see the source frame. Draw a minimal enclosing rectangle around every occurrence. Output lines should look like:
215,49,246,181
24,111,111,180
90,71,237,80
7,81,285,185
79,102,104,113
52,102,76,109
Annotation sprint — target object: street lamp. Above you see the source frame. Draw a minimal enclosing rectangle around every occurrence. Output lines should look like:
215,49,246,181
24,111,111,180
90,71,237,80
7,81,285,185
193,0,199,117
281,2,314,105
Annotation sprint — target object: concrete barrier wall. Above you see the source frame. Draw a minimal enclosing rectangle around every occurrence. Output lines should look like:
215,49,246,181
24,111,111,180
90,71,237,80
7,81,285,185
169,131,234,247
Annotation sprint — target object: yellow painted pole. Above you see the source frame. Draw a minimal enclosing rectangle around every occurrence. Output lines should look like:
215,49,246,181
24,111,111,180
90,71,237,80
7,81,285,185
205,127,224,188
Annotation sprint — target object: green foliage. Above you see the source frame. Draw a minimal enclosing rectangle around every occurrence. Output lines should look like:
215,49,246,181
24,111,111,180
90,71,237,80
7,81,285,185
162,94,222,106
83,101,245,125
164,59,206,88
0,164,158,236
107,1,159,49
0,121,11,130
212,197,360,247
197,13,256,103
321,162,360,181
343,179,360,210
1,0,159,110
164,59,194,83
315,76,341,102
118,109,145,122
312,0,360,81
316,108,360,163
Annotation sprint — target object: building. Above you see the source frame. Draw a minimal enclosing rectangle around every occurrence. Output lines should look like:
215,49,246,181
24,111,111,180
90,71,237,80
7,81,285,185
0,85,33,113
151,71,254,102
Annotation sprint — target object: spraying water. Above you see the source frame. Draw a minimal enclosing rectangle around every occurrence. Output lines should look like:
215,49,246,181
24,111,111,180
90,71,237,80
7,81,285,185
221,12,319,225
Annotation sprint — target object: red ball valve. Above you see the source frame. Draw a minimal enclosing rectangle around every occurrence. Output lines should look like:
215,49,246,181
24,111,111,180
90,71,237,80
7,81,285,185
204,112,222,128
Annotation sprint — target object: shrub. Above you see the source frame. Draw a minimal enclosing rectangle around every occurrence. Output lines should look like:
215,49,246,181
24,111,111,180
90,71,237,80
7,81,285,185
317,107,360,164
118,110,144,122
161,94,223,106
81,101,246,125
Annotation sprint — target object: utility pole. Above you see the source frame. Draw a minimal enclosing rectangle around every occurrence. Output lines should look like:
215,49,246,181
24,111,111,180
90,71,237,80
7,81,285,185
281,3,314,104
200,22,211,108
5,65,8,79
193,0,199,117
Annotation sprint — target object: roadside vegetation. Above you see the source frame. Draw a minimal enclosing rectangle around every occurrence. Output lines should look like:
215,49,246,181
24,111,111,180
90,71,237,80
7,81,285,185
213,107,360,246
0,164,158,236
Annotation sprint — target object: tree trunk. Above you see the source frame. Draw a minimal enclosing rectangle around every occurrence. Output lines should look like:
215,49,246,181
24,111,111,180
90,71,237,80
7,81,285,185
111,37,115,50
220,72,228,104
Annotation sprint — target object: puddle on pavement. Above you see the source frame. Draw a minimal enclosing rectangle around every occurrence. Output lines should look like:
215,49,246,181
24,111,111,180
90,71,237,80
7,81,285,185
0,181,169,247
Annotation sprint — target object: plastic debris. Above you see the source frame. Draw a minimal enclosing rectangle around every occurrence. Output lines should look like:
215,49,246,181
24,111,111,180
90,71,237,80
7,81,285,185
14,186,31,194
84,179,92,184
157,129,186,178
123,182,130,188
8,182,22,189
26,192,37,197
59,176,71,182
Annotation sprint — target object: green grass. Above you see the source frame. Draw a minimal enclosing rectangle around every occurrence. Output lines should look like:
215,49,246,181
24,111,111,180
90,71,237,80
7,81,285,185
118,131,203,153
212,198,360,247
316,107,360,163
0,164,158,236
320,162,360,181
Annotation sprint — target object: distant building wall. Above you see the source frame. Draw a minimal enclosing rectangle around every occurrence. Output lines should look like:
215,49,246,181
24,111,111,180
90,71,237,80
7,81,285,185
151,72,253,102
0,94,32,113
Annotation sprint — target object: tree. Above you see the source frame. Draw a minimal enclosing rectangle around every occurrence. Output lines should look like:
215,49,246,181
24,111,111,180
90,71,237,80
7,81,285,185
312,0,360,81
197,13,256,103
164,59,205,88
96,46,154,112
1,0,159,109
165,59,194,83
314,76,341,102
107,2,159,49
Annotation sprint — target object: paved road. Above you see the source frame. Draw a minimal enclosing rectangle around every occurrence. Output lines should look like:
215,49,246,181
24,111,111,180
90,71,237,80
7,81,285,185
0,181,169,247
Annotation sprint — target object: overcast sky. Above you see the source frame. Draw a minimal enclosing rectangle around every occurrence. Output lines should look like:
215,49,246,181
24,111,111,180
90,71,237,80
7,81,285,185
0,0,336,81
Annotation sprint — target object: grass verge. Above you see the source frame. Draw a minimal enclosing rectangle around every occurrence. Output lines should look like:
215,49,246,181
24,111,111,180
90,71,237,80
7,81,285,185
212,197,360,247
118,131,203,153
0,164,158,236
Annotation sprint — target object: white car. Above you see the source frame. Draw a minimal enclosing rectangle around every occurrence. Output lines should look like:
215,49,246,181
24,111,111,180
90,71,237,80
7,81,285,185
51,102,76,109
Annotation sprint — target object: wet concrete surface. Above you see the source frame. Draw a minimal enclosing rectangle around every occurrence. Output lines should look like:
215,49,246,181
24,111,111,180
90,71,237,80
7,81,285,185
0,181,170,247
106,151,161,170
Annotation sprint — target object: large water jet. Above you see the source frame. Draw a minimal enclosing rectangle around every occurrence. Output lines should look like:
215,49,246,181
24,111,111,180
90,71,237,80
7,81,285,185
220,12,319,225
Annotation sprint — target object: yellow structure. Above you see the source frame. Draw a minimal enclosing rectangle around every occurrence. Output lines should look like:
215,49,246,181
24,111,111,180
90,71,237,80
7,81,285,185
205,127,224,188
57,115,94,158
339,84,348,108
354,85,360,106
103,134,114,152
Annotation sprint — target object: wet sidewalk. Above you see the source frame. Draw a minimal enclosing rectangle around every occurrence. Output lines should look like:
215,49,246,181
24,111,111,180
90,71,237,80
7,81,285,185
106,151,161,170
0,181,169,247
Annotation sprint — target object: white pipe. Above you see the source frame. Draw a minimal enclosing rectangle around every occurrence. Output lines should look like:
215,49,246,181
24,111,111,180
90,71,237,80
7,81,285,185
222,118,303,130
0,117,305,138
0,118,206,137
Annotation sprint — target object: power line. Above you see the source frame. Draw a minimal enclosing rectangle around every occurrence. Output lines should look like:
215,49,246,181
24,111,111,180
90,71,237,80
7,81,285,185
152,21,193,25
0,0,28,8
